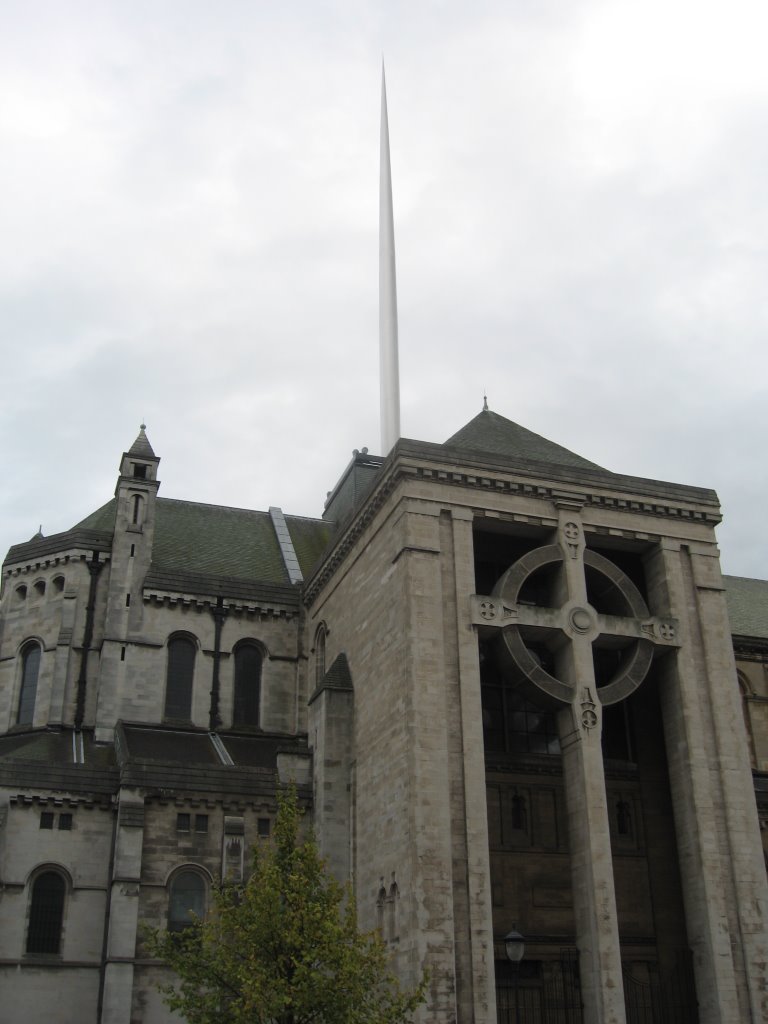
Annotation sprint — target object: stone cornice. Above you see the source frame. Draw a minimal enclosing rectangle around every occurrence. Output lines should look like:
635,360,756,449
302,440,721,608
3,529,114,571
733,636,768,660
143,587,299,620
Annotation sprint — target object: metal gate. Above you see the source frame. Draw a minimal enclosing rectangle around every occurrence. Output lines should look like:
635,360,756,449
496,951,697,1024
495,949,583,1024
623,953,698,1024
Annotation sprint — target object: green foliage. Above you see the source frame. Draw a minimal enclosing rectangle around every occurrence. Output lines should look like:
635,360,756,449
145,788,427,1024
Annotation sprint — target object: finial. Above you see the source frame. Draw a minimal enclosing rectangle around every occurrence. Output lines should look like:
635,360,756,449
483,392,488,412
140,421,146,431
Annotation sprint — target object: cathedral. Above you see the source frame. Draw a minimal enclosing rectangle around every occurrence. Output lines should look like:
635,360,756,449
1,66,768,1024
0,409,766,1024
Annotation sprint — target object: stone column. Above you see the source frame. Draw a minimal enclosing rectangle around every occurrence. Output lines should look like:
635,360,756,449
647,541,767,1023
444,508,497,1024
554,511,626,1024
308,659,354,884
100,792,144,1024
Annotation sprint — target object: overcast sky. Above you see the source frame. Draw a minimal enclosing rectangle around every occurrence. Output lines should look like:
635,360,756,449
2,0,766,580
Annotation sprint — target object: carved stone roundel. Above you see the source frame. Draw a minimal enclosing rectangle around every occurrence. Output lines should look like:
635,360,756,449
491,544,654,711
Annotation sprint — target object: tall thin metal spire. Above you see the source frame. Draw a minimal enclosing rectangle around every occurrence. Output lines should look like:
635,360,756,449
379,60,400,455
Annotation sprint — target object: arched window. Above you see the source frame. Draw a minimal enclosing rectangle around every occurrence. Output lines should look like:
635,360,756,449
131,494,144,525
27,870,66,954
164,636,196,721
168,870,206,932
233,642,262,728
18,641,42,725
315,625,327,687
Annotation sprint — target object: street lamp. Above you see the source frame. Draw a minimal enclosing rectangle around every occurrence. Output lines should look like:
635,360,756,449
504,928,525,1024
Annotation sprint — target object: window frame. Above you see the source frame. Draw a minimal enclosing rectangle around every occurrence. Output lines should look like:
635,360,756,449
164,634,197,722
26,868,68,957
167,867,208,933
232,640,263,729
314,624,327,687
17,640,42,726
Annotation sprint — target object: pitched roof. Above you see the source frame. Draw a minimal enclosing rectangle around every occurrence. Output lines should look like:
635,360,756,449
445,408,603,471
75,497,331,587
724,576,768,640
127,425,157,459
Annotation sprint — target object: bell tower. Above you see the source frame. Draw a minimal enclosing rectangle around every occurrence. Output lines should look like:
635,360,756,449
94,426,161,740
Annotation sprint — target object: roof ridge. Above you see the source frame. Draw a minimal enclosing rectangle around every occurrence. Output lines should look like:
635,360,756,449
156,496,273,515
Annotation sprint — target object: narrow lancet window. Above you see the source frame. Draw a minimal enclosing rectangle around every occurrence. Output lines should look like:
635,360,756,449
164,636,196,720
18,641,41,725
27,871,66,954
233,642,262,728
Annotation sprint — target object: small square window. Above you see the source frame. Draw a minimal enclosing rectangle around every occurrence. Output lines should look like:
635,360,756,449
58,813,73,831
257,818,270,838
176,813,191,832
40,811,54,830
194,814,208,834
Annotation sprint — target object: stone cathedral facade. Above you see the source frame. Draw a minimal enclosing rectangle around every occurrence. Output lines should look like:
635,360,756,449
0,412,766,1024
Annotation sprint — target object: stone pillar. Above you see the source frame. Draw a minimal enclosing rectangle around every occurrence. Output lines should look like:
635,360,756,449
688,549,768,1023
308,658,354,883
398,502,461,1023
444,509,497,1024
47,583,77,725
100,792,144,1024
648,541,768,1023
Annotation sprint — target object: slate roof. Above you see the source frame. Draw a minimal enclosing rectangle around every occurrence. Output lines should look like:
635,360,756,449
445,408,604,472
127,425,157,459
0,728,114,767
121,727,222,765
119,724,307,768
115,724,311,796
287,515,333,576
724,576,768,640
75,498,331,587
0,729,119,794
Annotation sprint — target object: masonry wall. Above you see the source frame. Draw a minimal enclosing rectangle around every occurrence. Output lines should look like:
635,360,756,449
95,599,301,736
0,794,113,1024
0,554,96,732
306,482,496,1024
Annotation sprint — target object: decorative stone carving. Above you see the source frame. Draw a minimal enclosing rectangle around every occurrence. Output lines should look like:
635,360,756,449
472,542,679,711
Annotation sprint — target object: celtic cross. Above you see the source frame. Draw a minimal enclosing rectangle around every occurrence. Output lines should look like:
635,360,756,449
471,515,678,720
471,510,678,1024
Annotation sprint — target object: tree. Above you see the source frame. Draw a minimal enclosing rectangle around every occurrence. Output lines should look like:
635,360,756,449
146,788,427,1024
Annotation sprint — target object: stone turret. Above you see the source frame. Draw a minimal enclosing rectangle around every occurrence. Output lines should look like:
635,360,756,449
94,427,161,740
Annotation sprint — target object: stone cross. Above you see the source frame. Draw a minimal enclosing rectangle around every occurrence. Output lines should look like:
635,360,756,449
471,510,678,1024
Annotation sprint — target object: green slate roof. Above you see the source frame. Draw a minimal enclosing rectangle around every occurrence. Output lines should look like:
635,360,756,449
445,408,603,471
76,498,331,586
77,500,117,532
724,576,768,640
127,425,157,459
287,516,333,576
